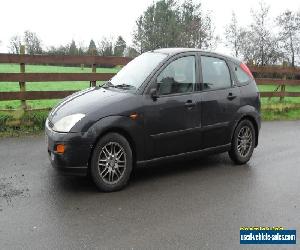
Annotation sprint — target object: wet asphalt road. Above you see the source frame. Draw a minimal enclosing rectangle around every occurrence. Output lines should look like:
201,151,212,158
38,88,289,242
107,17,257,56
0,121,299,249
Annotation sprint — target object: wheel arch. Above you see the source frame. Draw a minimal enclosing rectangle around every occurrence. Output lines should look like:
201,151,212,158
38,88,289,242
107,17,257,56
88,127,137,171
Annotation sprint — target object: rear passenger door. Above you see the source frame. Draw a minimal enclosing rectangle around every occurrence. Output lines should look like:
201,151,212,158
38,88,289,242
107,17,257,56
200,55,240,148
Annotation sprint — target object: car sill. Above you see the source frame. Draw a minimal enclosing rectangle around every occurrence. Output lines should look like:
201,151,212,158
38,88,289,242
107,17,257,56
136,143,231,167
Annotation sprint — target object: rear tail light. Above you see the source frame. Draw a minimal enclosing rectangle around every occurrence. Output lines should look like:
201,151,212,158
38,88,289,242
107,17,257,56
240,63,254,79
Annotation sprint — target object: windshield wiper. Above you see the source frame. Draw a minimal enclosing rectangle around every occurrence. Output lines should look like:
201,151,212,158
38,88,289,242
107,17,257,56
114,84,136,90
102,82,136,90
102,81,114,88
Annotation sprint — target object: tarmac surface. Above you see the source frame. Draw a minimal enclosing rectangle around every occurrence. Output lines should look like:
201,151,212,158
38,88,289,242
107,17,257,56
0,121,299,249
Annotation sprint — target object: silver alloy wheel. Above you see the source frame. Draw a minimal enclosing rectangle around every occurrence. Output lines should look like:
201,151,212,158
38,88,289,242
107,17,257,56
237,126,253,157
98,142,127,184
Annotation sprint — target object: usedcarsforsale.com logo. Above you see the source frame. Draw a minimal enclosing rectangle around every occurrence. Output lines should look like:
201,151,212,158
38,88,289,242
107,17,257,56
240,227,296,244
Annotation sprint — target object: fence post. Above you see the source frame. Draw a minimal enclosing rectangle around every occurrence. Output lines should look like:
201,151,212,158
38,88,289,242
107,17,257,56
90,48,97,87
91,63,96,87
280,61,287,102
19,45,26,110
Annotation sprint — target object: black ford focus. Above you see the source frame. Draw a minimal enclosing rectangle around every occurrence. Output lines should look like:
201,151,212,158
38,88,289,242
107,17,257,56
45,48,260,192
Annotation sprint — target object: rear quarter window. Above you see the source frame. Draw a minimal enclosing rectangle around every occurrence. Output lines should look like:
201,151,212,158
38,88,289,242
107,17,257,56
230,62,251,84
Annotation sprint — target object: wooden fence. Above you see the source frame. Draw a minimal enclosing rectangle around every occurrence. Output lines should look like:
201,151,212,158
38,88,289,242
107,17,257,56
248,64,300,101
0,52,300,111
0,49,131,111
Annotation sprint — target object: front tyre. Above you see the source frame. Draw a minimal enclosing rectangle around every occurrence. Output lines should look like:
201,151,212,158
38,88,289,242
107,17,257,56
229,119,255,165
91,133,133,192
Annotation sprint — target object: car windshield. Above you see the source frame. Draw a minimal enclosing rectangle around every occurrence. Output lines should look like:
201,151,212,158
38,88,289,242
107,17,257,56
107,52,167,90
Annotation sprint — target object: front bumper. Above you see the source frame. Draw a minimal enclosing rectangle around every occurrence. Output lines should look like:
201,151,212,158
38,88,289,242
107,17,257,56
45,124,93,176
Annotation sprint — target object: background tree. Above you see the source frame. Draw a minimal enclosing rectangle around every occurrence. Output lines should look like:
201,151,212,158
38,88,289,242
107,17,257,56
69,40,78,55
245,2,282,65
133,0,217,53
78,47,85,56
124,46,139,58
133,17,144,53
78,41,86,55
114,36,126,56
224,12,247,57
8,35,22,54
133,0,181,52
276,10,300,67
98,37,113,56
24,30,43,54
179,0,217,49
46,45,70,55
87,39,98,55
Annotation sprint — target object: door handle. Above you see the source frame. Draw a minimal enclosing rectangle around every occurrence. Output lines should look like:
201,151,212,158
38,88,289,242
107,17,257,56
185,100,196,108
227,92,237,100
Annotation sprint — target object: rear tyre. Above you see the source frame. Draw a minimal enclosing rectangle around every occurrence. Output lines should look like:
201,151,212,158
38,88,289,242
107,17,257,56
229,119,255,165
91,133,133,192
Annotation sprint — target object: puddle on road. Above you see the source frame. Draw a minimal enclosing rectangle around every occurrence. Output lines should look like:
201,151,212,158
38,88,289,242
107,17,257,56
0,175,30,207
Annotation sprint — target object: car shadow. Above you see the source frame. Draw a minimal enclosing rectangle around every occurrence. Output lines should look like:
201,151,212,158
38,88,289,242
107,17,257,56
130,153,238,185
51,152,249,193
49,170,97,193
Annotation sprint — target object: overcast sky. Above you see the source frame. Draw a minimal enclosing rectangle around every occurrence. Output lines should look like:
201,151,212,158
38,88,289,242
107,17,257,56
0,0,299,54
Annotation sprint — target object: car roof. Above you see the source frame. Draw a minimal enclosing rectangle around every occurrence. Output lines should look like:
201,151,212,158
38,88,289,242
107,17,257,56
153,48,241,64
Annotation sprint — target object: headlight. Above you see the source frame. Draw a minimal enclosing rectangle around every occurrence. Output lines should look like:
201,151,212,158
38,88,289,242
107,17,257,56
52,114,85,132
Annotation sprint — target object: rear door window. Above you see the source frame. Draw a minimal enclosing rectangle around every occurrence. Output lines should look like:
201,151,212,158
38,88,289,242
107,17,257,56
201,56,232,90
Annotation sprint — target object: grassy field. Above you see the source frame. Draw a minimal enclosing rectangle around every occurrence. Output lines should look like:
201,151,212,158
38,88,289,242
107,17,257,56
0,63,119,109
0,63,300,121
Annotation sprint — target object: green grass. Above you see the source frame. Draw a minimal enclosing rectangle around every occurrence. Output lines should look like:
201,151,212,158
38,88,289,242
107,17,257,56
0,109,49,137
0,63,119,109
262,108,300,121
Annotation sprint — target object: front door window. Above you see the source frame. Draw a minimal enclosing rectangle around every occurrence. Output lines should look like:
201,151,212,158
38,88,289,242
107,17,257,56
157,56,196,95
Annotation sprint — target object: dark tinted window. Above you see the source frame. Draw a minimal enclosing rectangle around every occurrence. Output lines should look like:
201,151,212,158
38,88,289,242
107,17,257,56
201,56,231,90
157,56,196,95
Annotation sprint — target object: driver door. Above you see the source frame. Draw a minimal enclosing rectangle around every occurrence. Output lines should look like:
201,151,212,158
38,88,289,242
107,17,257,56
143,54,202,159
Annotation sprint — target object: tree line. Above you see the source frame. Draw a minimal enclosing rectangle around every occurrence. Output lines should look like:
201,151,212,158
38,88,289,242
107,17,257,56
9,32,138,58
6,0,300,66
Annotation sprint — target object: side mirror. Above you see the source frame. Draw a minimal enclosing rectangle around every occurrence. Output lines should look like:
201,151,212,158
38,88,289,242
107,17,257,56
150,88,159,101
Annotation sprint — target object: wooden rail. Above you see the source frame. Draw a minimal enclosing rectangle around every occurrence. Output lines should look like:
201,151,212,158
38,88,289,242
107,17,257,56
0,54,131,66
248,65,300,74
0,91,77,101
255,78,300,86
0,53,299,107
0,73,115,82
259,92,300,97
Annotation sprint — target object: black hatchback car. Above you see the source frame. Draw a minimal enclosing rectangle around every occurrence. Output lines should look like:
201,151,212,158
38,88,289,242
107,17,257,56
45,48,260,192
